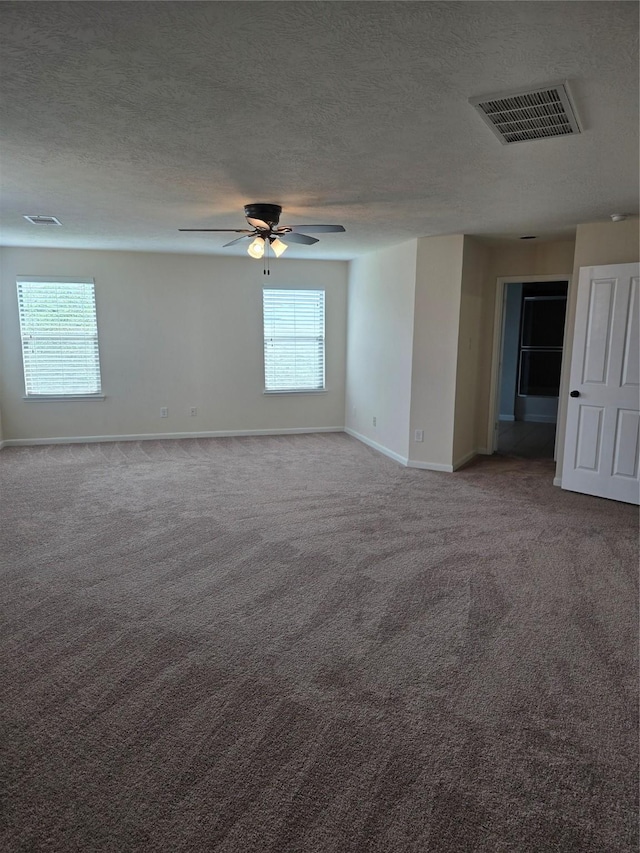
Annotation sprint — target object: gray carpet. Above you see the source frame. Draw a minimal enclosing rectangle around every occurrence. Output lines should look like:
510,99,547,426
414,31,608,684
0,433,637,852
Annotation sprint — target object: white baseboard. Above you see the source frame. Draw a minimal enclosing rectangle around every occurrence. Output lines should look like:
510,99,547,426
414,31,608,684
0,441,5,451
1,426,345,448
345,428,486,474
412,447,491,473
344,428,408,466
407,459,454,472
553,477,562,487
498,414,515,422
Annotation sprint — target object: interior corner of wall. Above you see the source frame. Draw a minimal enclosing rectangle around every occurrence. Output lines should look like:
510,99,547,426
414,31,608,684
452,449,477,471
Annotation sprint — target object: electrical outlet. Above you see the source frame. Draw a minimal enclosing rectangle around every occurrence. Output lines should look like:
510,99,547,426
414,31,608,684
414,429,424,442
160,407,168,418
190,407,197,417
372,416,377,427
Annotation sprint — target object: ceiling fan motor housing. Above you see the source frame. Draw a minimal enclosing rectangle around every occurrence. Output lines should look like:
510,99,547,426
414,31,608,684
244,203,282,228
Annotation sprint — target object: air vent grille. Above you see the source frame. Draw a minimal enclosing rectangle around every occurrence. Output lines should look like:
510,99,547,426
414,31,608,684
470,82,581,144
23,215,62,226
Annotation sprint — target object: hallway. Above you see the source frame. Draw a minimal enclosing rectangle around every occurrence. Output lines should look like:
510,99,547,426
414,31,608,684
497,421,557,459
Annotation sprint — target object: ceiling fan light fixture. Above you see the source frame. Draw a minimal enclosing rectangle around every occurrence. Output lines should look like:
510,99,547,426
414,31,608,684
247,236,265,259
270,237,288,258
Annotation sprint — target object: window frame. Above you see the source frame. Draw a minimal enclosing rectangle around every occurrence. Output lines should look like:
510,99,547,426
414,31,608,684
262,287,326,394
16,276,104,401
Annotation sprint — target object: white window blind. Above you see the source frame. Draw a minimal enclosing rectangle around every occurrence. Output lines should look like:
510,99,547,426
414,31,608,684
263,289,325,392
16,278,102,397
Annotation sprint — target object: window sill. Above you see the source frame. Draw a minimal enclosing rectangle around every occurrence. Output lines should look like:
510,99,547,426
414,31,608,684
263,389,327,395
23,395,106,402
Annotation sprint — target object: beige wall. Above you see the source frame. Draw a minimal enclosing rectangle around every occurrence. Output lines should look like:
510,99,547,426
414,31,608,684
7,221,635,467
345,241,417,460
409,235,465,468
555,217,640,478
349,223,635,477
475,239,576,453
345,234,469,470
453,236,489,467
0,248,348,441
408,235,574,469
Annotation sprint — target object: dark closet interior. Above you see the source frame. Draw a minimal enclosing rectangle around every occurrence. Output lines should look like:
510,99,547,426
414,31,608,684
498,280,568,458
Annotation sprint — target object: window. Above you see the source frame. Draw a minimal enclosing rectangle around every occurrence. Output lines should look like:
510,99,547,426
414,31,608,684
517,293,567,397
17,277,102,397
263,289,325,392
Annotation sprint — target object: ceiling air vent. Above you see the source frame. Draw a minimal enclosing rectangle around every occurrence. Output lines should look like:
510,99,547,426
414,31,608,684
469,81,581,144
23,215,62,225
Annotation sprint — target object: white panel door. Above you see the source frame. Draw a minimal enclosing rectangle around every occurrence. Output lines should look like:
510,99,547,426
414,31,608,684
562,263,640,504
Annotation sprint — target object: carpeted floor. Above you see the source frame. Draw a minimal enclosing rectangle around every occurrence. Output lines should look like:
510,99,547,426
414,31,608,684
0,433,637,852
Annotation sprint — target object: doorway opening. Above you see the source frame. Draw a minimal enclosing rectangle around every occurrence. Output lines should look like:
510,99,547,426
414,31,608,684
492,278,569,459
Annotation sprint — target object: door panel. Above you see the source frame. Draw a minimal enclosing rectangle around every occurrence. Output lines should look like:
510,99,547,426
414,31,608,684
582,277,614,384
613,409,639,478
575,406,603,470
562,263,640,504
621,277,639,387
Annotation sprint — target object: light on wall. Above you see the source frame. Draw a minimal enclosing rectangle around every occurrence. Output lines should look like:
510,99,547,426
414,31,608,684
247,236,265,259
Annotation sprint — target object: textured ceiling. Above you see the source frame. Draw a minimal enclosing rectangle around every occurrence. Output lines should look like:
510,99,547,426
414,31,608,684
1,1,638,260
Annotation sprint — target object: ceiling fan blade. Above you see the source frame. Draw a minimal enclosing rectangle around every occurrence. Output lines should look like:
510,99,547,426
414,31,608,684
223,235,252,248
178,228,252,233
246,217,271,230
280,232,319,245
289,224,346,233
